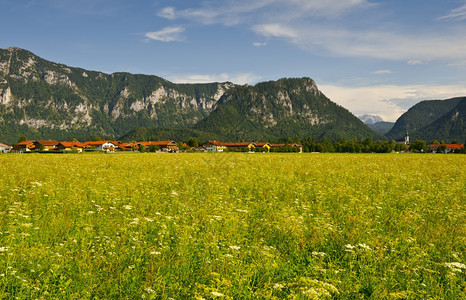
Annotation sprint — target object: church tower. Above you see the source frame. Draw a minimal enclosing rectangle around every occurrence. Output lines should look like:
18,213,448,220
404,131,410,145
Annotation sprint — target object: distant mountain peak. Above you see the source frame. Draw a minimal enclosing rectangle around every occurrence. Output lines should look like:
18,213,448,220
358,114,383,124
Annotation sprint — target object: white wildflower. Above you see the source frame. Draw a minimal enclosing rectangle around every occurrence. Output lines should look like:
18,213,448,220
358,243,371,251
445,262,466,272
273,283,284,290
229,245,241,251
123,204,132,210
345,244,355,251
211,291,224,297
0,247,8,252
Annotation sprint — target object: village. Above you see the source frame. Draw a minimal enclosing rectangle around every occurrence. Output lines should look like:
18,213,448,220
0,138,464,154
0,139,307,153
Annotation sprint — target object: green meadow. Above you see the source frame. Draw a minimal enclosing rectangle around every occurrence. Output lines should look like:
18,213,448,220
0,153,464,299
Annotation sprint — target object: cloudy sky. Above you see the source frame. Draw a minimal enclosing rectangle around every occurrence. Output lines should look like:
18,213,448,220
1,0,466,121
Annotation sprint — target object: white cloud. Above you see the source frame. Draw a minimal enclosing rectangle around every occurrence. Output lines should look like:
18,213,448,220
167,73,262,85
253,23,299,40
253,42,267,47
157,1,466,62
145,26,185,42
157,7,176,20
448,60,466,66
438,2,466,21
157,0,372,26
254,25,466,61
407,59,423,65
319,83,466,121
372,70,392,75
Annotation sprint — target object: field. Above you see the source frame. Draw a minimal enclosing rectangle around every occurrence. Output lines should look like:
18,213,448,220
0,153,464,299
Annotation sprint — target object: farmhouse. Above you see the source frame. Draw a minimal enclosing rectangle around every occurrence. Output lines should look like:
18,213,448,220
33,140,59,151
118,142,138,151
254,142,271,152
203,140,227,152
0,142,12,153
222,142,255,152
56,141,86,152
83,140,117,152
429,143,464,153
13,140,36,152
270,143,303,152
139,141,179,152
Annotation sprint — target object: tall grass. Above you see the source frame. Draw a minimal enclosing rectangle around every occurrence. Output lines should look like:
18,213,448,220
0,153,464,299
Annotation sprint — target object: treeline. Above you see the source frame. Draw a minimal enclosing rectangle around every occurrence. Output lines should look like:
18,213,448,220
281,137,465,153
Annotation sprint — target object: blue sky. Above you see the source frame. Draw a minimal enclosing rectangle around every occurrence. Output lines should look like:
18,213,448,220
1,0,466,121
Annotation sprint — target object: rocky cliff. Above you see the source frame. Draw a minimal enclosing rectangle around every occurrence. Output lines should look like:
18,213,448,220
0,47,233,143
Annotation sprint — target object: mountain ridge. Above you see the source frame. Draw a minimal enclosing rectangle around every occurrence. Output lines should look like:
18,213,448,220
386,97,465,142
0,47,234,144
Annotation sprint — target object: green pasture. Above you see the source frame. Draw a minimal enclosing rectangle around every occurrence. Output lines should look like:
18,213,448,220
0,153,464,299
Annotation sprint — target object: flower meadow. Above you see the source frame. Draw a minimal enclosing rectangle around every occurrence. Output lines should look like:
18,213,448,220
0,153,464,299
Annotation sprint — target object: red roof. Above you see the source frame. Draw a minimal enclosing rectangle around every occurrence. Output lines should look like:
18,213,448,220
16,140,35,146
255,142,270,147
58,141,86,148
223,142,254,147
35,140,59,145
83,140,113,146
207,140,226,146
118,142,137,148
140,141,177,146
429,143,463,149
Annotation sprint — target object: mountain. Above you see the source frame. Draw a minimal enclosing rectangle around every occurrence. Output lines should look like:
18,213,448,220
0,47,382,144
119,127,219,143
414,98,465,142
0,47,233,144
367,122,394,135
193,78,382,141
358,114,383,124
386,97,465,142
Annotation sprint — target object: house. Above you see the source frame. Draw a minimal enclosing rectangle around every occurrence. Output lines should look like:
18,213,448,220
118,142,138,151
222,142,255,152
83,140,117,152
0,142,12,153
203,140,228,152
141,141,179,152
13,140,36,152
429,143,464,153
33,140,59,151
255,142,271,152
56,141,86,152
269,143,303,153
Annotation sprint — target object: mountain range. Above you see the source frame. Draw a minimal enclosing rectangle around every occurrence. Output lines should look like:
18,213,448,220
0,47,381,144
0,47,464,144
386,97,465,143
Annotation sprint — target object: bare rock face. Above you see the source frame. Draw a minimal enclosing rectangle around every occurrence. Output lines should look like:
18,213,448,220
0,87,12,105
0,47,238,142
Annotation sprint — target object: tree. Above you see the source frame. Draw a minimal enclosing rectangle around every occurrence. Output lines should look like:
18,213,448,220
437,145,447,153
411,139,428,153
18,135,26,143
188,138,199,148
148,145,160,152
91,136,102,141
